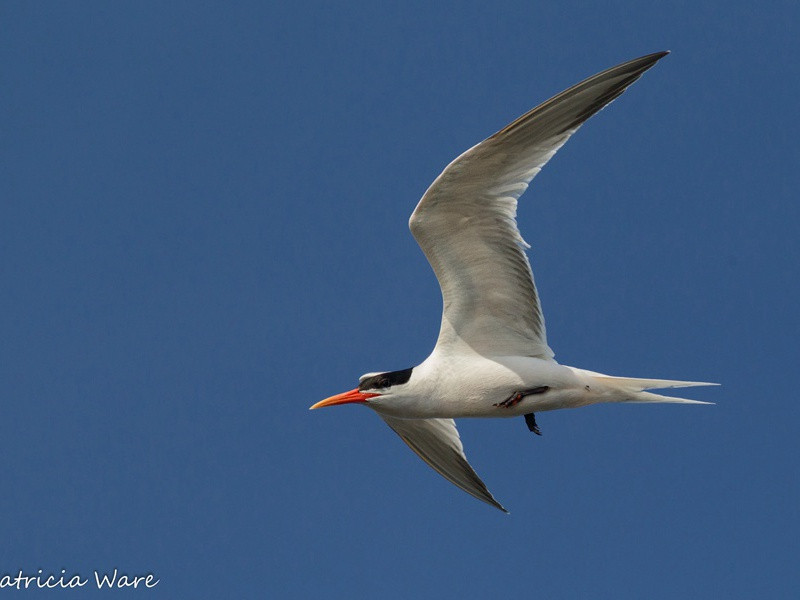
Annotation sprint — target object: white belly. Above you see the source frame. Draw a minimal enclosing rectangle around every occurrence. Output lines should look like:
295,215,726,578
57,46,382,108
371,353,597,419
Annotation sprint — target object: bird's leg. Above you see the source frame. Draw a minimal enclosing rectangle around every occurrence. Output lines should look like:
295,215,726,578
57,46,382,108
493,386,549,408
524,413,542,435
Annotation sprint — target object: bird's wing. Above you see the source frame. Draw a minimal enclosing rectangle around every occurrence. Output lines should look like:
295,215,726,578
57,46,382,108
379,414,507,512
410,52,668,359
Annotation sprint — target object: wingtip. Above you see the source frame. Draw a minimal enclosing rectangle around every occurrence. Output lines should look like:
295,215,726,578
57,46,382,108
624,50,669,73
636,50,670,70
491,501,509,514
492,498,510,514
647,50,670,60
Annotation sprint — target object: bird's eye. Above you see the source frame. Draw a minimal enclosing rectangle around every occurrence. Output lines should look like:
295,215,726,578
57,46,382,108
379,378,390,388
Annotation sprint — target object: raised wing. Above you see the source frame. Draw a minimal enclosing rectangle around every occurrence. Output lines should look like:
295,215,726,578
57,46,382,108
410,52,668,359
380,415,507,512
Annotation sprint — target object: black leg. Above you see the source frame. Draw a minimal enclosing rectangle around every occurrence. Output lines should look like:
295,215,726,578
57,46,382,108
524,413,542,435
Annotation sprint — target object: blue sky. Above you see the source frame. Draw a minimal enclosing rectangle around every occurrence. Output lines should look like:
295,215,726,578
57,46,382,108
2,1,798,598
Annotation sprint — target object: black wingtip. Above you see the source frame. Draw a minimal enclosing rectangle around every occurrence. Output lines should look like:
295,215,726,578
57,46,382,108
493,493,510,512
486,494,509,514
641,50,669,60
491,501,510,514
630,50,670,72
639,50,670,69
492,50,672,143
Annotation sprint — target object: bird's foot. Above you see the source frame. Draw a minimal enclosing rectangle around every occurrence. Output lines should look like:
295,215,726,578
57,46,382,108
493,386,549,409
524,413,542,435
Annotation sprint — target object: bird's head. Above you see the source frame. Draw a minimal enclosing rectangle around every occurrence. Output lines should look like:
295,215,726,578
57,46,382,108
309,367,414,410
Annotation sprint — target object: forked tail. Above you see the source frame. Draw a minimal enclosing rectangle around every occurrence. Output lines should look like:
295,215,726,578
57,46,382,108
583,371,718,404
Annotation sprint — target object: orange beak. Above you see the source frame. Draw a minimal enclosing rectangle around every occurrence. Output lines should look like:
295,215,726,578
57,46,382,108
309,388,379,410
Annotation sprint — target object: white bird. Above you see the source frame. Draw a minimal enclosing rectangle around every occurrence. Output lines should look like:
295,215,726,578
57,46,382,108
310,51,715,512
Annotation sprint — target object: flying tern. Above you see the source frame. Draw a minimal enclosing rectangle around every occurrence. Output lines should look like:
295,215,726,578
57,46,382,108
310,51,715,512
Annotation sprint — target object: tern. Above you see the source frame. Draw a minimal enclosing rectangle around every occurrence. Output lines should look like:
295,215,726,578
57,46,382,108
310,51,715,512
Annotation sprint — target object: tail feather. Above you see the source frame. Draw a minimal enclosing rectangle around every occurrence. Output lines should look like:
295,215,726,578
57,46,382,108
589,374,718,391
622,390,714,405
579,371,718,405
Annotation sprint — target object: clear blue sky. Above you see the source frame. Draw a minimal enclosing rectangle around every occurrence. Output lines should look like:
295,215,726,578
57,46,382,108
2,2,798,598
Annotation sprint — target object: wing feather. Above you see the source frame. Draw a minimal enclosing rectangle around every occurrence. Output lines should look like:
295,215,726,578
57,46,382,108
380,415,507,512
410,52,668,358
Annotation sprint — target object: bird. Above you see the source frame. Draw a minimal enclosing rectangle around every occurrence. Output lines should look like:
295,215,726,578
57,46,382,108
310,51,716,513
